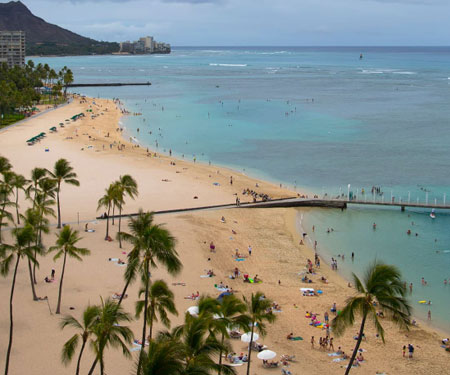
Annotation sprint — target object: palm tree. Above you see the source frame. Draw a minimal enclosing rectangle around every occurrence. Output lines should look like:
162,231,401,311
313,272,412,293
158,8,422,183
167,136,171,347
137,335,184,375
168,314,236,375
20,209,42,301
87,298,134,375
49,226,90,314
48,159,80,228
0,171,15,244
199,295,250,374
0,155,12,174
60,305,101,375
29,167,48,206
119,210,182,374
115,175,138,248
10,173,29,225
243,292,277,375
135,279,178,341
32,189,55,283
1,225,37,375
331,262,411,375
97,183,117,240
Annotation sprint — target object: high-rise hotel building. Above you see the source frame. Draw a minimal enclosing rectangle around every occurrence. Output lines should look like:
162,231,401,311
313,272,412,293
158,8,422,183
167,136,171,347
0,31,26,68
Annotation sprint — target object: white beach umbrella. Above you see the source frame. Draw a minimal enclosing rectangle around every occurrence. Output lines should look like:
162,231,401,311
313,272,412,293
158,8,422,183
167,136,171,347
186,306,199,316
257,350,277,360
241,332,259,342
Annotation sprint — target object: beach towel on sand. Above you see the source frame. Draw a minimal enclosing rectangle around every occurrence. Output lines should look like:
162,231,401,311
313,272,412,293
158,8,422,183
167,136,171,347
289,336,303,341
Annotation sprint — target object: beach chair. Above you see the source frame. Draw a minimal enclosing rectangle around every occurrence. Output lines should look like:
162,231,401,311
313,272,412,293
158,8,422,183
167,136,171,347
229,331,242,339
250,341,267,352
263,361,279,369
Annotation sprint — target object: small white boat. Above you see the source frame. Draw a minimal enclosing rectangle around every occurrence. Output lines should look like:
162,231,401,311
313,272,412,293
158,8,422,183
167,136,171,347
430,209,436,219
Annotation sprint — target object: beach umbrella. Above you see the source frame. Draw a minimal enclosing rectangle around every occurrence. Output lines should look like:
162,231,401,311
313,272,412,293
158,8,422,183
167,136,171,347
241,332,259,343
257,350,276,360
217,291,232,301
186,306,199,316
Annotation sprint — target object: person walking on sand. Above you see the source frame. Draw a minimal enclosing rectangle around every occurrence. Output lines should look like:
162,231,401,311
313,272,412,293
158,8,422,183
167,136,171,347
248,245,252,256
311,336,315,349
402,345,406,357
51,269,55,280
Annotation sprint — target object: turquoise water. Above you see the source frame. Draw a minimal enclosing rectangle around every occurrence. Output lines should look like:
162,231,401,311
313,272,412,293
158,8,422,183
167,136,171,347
33,47,450,331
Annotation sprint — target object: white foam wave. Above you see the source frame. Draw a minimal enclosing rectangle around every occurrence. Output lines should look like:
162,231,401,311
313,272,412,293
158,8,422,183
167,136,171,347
209,63,248,67
259,51,288,55
360,69,384,74
393,71,417,75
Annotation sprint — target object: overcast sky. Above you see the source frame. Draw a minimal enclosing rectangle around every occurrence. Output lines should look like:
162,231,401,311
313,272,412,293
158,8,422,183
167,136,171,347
20,0,450,45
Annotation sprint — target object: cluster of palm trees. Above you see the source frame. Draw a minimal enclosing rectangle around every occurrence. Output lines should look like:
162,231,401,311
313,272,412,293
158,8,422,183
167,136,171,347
0,155,87,375
0,61,74,126
97,175,138,247
59,204,278,375
0,152,414,375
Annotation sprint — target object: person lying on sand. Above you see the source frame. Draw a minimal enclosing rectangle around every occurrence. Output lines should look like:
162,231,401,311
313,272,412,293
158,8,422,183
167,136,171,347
172,282,186,286
185,291,200,300
112,292,128,300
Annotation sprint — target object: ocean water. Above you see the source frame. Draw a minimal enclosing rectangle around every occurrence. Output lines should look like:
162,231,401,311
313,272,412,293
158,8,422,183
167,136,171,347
33,46,450,331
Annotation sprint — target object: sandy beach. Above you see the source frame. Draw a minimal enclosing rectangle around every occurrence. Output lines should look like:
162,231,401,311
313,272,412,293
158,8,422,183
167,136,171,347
0,97,448,374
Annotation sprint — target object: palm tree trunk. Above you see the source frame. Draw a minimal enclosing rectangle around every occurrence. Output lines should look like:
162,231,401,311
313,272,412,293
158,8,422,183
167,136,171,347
4,255,20,375
0,203,6,244
112,204,115,226
105,203,111,240
137,260,150,375
15,187,19,225
246,324,255,375
344,314,367,375
33,222,42,284
56,184,61,228
27,257,38,301
148,304,154,340
100,357,105,375
117,278,130,306
87,358,98,375
218,333,225,375
56,252,67,314
75,339,87,375
118,206,122,248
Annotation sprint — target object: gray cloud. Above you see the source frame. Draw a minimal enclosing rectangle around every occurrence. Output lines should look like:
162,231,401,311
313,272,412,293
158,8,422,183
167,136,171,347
62,0,221,3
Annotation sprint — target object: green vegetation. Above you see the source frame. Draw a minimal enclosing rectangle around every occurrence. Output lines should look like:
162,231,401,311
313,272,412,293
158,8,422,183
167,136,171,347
332,262,412,374
49,226,90,314
0,61,74,128
27,41,120,57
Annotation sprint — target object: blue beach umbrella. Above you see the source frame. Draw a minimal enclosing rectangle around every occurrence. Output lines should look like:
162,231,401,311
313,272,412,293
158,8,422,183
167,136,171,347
217,292,232,301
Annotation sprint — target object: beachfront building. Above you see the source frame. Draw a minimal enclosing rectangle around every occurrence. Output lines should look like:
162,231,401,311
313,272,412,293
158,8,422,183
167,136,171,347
118,35,170,54
0,30,26,67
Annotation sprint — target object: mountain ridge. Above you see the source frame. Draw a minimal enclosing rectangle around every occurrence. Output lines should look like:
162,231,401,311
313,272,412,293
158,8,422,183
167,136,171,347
0,1,119,55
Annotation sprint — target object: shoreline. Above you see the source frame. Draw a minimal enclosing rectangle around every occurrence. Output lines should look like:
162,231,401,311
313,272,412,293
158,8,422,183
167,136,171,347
295,209,450,338
60,94,450,340
1,96,449,374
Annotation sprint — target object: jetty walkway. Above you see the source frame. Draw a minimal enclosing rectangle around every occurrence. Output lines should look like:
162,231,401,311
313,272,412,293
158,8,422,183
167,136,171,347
98,195,449,220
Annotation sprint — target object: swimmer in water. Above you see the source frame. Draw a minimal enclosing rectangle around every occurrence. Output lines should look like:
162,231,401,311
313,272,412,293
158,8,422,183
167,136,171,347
373,223,377,229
